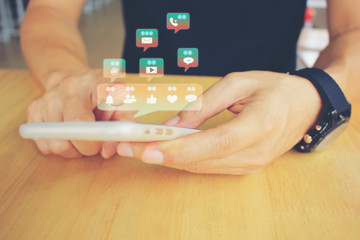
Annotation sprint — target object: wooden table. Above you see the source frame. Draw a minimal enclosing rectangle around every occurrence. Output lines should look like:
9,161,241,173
1,69,359,240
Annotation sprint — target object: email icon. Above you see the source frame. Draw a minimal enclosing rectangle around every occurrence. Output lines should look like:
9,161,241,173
141,37,153,44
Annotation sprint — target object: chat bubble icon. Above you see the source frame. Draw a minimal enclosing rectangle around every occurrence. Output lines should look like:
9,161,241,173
183,57,194,65
167,13,190,34
103,59,126,82
98,84,202,118
178,48,198,72
136,29,158,52
139,58,164,82
185,94,197,103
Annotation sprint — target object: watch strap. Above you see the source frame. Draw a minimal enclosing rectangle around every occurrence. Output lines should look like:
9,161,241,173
290,68,351,114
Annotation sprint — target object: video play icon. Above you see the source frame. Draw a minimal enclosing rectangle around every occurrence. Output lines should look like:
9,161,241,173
146,67,158,74
139,58,164,81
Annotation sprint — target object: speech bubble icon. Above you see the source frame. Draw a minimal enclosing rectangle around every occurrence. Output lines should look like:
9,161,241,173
103,59,126,82
139,58,164,82
167,13,190,34
178,48,198,72
136,29,158,52
185,94,197,103
183,57,194,65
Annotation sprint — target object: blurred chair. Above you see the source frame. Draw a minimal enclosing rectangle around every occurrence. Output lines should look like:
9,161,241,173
0,0,25,43
297,0,328,68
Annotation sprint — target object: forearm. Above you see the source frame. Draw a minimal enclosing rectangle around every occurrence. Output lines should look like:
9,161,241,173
20,6,90,90
314,28,360,103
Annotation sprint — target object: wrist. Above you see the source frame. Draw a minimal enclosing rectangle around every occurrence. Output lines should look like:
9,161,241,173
289,68,351,152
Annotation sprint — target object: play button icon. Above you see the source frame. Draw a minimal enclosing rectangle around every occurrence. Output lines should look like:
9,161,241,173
146,67,158,74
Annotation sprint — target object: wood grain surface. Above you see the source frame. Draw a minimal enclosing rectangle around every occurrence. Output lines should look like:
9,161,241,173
0,70,359,240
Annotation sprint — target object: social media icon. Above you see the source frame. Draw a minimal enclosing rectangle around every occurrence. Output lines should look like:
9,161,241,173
105,86,115,105
136,29,158,52
123,94,137,104
98,84,202,117
147,95,157,104
167,13,190,33
146,66,158,74
103,59,126,81
141,37,153,44
140,58,164,81
183,57,194,65
178,48,198,72
185,94,197,103
167,95,178,104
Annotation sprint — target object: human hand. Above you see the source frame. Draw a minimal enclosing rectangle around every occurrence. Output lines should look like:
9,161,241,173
27,69,134,158
117,71,322,175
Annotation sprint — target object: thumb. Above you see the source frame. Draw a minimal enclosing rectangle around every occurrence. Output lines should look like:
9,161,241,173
63,95,102,156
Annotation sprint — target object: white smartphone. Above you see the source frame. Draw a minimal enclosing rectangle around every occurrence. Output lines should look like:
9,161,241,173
19,121,201,142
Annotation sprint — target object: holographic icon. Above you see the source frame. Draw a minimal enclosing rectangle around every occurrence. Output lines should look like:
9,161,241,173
103,59,126,82
136,29,158,52
124,95,137,104
98,84,202,117
167,95,178,104
167,13,190,33
105,86,115,105
147,95,157,104
139,58,164,81
178,48,198,72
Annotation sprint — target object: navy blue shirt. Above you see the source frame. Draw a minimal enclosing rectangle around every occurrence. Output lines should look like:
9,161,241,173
122,0,306,76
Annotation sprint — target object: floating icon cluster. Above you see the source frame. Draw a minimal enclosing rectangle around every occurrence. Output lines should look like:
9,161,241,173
100,13,201,117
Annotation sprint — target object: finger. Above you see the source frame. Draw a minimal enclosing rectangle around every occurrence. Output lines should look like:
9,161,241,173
47,139,83,158
63,97,102,156
117,142,145,159
94,107,114,121
27,98,81,157
101,141,118,159
39,93,83,158
27,101,51,155
141,105,267,166
163,74,258,128
111,110,136,121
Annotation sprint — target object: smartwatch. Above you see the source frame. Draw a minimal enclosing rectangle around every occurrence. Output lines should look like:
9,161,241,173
289,68,351,152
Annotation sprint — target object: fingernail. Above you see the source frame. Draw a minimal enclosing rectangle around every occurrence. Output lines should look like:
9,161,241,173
102,141,117,159
117,144,134,158
163,115,180,126
101,146,109,159
142,149,164,164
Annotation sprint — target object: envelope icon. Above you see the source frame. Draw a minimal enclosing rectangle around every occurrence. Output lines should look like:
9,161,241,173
141,37,153,44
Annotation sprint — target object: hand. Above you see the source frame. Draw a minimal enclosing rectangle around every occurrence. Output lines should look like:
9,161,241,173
117,71,322,175
27,69,134,158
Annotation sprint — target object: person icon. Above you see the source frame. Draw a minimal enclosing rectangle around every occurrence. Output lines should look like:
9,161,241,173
123,94,136,104
105,95,114,105
105,86,115,105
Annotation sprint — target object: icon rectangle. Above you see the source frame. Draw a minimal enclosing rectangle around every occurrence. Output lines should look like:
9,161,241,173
178,48,198,72
167,13,190,33
136,29,158,52
103,59,126,81
98,84,202,117
139,58,164,81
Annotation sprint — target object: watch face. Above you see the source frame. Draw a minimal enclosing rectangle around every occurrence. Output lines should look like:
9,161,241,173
314,122,349,151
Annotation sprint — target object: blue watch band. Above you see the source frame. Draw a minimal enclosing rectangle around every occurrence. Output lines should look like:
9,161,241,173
290,68,351,114
290,68,351,152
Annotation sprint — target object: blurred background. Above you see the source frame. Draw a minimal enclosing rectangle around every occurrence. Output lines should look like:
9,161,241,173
0,0,327,70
